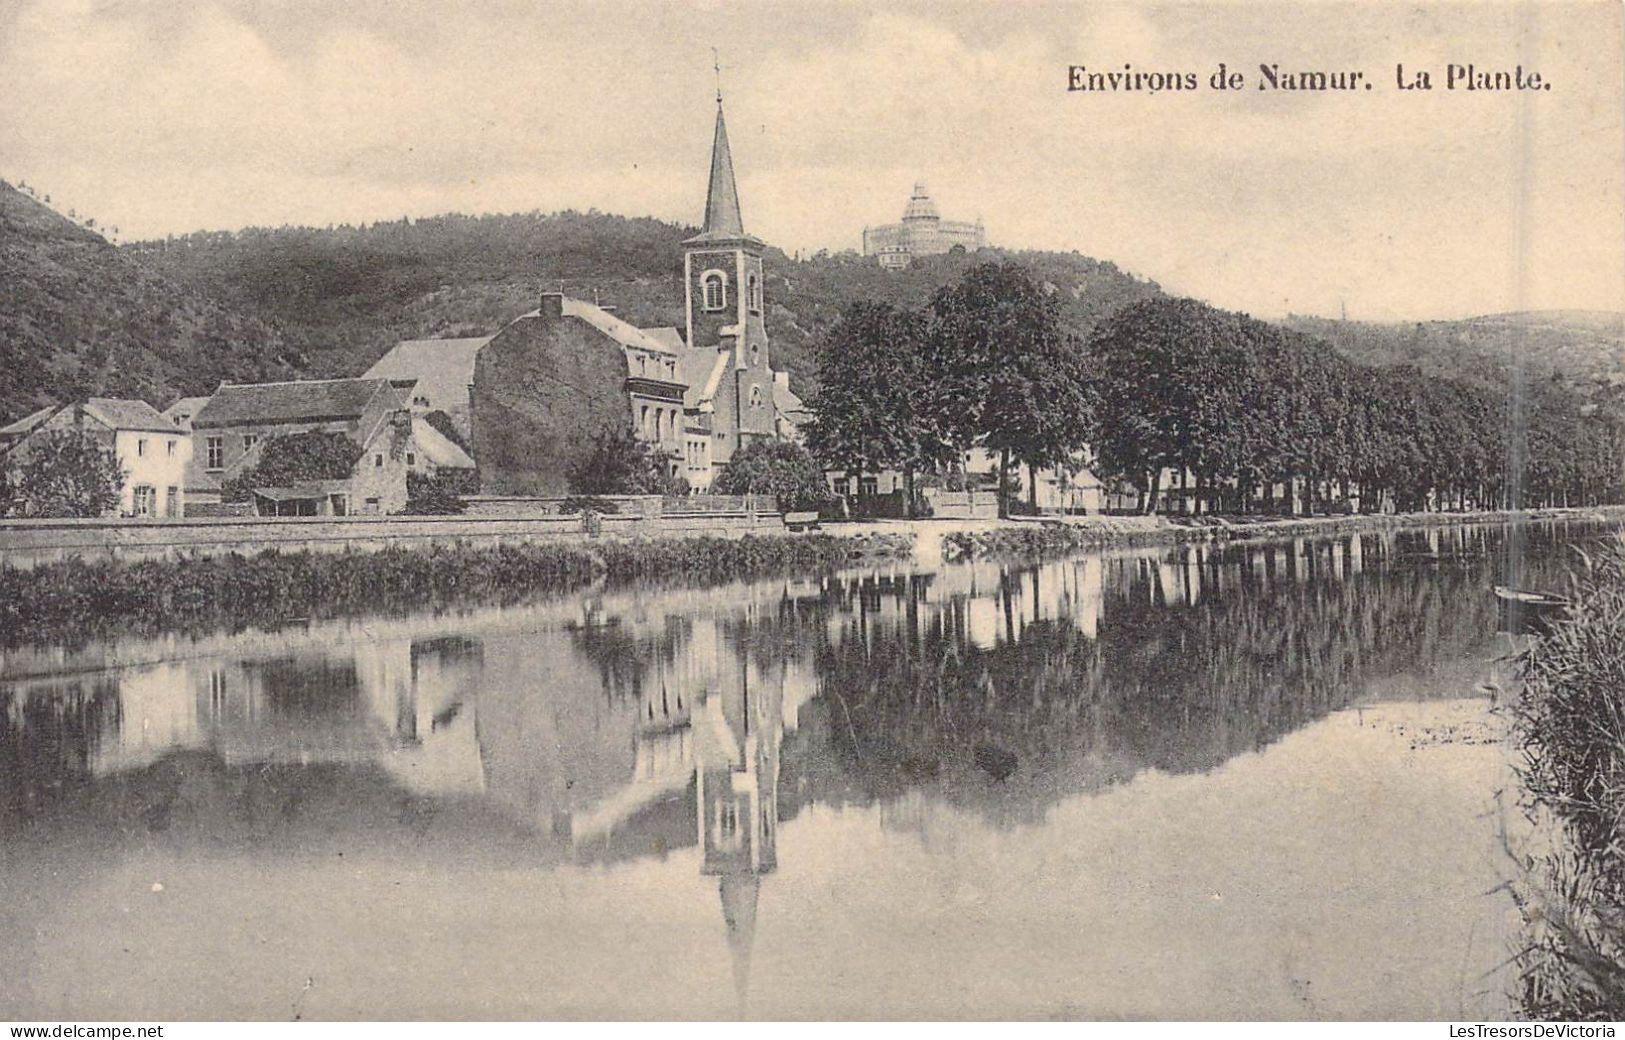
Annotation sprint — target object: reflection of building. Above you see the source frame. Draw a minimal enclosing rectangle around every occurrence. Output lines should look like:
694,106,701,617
694,648,782,1004
862,183,986,270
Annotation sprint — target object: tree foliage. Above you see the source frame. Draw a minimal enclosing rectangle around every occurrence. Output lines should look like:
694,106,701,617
566,426,684,496
401,469,470,514
6,430,126,518
220,430,363,502
806,303,938,481
712,439,829,511
1089,297,1625,513
808,263,1098,514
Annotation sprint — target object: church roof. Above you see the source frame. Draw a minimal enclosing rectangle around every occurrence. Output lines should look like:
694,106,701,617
562,298,678,355
676,347,731,410
685,103,762,247
639,326,687,352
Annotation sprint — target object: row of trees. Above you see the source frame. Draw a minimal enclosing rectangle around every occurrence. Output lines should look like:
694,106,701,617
806,264,1625,515
1089,298,1623,512
808,262,1090,515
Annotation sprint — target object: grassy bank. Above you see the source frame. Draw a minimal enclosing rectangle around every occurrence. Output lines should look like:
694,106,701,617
1510,539,1625,1019
940,506,1624,561
0,531,911,647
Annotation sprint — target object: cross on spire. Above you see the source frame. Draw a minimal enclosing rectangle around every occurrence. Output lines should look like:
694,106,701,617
712,47,723,103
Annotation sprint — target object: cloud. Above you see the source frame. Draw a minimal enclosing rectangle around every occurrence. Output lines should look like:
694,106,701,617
0,0,1619,319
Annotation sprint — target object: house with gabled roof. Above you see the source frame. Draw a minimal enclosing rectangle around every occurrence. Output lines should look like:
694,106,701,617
189,377,473,515
0,398,191,517
362,336,491,439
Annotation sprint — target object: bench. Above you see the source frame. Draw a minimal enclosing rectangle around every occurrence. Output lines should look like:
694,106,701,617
783,510,821,532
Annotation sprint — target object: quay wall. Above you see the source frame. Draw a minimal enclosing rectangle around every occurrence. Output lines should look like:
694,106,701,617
0,509,787,571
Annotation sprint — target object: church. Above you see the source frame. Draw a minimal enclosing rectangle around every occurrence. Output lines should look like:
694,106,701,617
369,94,801,496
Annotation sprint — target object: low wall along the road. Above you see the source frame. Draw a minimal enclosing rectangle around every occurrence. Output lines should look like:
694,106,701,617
0,508,787,570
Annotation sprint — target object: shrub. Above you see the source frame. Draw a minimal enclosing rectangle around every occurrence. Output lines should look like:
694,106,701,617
10,430,125,517
221,430,362,502
401,470,469,514
567,426,682,495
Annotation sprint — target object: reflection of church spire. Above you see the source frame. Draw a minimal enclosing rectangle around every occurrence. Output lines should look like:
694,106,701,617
694,644,782,1013
718,873,761,1007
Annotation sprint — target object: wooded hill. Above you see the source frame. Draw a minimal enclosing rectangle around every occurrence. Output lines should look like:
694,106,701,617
121,210,1165,397
1283,311,1625,397
3,176,1620,424
0,180,299,422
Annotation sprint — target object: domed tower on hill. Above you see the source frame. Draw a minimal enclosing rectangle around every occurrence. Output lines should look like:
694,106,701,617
862,182,987,270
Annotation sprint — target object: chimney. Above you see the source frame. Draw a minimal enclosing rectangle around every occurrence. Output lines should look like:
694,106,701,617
539,291,564,319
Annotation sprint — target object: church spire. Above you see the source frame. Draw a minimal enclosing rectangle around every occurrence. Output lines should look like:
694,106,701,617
701,101,746,239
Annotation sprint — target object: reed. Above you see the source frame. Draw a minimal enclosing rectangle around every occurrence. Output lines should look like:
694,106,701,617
1509,538,1625,1019
0,533,911,647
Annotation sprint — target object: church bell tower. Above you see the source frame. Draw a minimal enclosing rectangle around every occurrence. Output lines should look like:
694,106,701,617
683,94,777,452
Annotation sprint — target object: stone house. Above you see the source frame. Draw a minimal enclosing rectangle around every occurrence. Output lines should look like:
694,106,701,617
189,377,474,515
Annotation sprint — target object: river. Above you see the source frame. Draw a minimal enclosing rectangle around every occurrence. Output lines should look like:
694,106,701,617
1,521,1616,1020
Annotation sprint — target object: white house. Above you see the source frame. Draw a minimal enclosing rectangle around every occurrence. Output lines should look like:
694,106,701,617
0,398,192,517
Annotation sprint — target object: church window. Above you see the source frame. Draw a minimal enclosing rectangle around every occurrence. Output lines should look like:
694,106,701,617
641,405,650,434
748,273,761,314
749,385,765,410
701,269,728,311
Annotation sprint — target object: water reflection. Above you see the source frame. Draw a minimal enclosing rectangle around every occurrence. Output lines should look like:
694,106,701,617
0,521,1611,1017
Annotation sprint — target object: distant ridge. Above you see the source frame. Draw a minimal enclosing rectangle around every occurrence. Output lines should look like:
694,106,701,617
1282,310,1625,392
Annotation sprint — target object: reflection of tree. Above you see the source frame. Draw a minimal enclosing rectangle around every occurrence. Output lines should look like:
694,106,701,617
564,613,691,703
0,677,121,826
782,523,1592,826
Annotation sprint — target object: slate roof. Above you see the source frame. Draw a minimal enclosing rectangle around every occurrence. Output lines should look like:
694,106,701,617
639,326,687,353
193,378,398,429
411,416,476,470
160,396,212,427
82,398,174,433
0,404,58,437
363,337,491,414
562,299,678,355
685,103,761,247
675,346,730,410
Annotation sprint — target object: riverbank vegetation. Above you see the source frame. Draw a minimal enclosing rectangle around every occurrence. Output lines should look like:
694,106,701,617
1511,540,1625,1019
0,532,910,646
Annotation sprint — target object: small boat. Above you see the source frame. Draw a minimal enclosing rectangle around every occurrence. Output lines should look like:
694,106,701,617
1493,585,1570,635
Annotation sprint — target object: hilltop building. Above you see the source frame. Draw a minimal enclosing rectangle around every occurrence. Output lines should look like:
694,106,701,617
0,398,191,517
862,183,986,270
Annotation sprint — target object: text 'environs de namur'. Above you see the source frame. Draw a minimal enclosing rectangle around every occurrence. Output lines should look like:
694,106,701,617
1067,63,1551,93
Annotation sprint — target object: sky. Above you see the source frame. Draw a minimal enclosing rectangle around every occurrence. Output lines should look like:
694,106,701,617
1,0,1621,322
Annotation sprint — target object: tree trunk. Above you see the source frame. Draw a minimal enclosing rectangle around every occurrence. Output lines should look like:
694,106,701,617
1026,459,1040,514
903,464,916,519
997,448,1010,519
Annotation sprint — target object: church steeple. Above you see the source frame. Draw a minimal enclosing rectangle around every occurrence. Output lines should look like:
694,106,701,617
700,101,746,240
